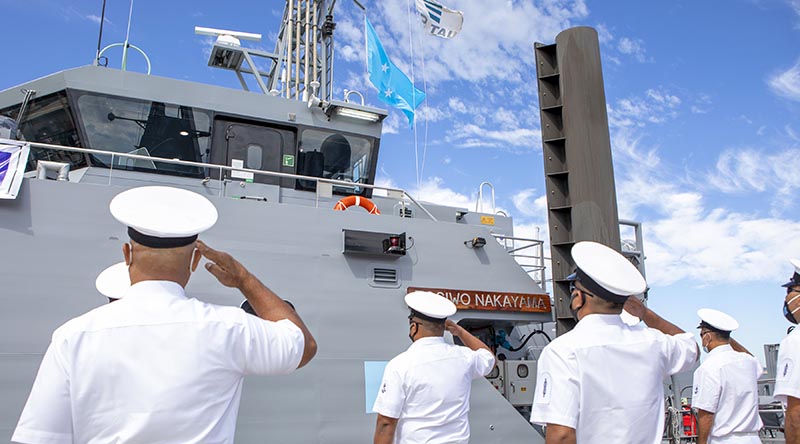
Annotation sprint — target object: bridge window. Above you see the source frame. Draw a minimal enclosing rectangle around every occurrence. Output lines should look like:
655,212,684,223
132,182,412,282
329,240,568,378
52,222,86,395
0,91,86,171
75,93,211,177
297,129,375,194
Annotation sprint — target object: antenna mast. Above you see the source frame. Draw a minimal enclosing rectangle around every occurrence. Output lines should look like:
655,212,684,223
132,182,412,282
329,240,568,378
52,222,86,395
267,0,335,101
93,0,108,66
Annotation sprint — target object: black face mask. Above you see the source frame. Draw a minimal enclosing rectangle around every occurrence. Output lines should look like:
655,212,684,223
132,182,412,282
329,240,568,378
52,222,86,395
409,322,419,342
570,292,585,323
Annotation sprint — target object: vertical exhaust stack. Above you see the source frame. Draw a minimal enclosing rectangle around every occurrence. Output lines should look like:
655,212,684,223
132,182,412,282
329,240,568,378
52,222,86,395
534,27,621,336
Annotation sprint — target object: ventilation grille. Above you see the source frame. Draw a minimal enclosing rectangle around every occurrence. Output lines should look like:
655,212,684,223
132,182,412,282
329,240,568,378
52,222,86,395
399,207,413,218
373,267,398,284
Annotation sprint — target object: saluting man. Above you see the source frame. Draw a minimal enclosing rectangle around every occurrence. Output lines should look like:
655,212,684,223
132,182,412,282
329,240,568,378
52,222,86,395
12,186,317,444
775,259,800,443
530,241,698,444
692,308,763,444
373,291,496,444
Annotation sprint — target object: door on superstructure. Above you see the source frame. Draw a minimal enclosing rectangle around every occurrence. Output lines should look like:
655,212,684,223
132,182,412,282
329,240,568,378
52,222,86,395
210,119,296,187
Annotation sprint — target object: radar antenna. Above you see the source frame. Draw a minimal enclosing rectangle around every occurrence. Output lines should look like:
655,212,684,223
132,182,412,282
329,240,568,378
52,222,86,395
198,0,336,101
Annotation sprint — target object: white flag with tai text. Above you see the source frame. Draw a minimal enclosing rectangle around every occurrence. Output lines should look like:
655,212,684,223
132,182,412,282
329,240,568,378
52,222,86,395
415,0,463,39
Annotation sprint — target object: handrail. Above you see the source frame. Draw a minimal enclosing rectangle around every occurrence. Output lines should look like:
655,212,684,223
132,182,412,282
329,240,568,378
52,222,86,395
97,43,152,74
475,181,495,213
491,233,547,291
13,140,438,221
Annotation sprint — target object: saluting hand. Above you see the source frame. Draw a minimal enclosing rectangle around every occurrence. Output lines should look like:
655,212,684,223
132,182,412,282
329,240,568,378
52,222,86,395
445,320,462,336
623,295,647,320
196,240,251,289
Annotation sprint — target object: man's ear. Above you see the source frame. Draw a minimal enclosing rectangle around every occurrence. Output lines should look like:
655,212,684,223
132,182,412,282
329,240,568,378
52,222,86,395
190,248,202,272
572,291,586,311
123,242,132,266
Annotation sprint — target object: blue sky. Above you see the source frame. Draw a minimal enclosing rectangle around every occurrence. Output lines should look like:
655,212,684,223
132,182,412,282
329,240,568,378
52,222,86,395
3,0,800,363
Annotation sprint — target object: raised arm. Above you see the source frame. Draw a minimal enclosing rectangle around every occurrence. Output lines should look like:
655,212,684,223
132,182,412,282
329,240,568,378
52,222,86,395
624,296,685,335
197,240,317,368
445,320,492,353
728,337,753,356
624,296,698,362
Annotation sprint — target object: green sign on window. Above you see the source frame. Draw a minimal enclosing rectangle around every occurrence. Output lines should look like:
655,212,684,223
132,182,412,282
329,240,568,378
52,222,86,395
282,155,295,168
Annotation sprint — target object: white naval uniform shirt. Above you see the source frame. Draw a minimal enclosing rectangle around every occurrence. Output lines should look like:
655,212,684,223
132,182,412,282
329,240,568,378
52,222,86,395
530,314,697,444
692,344,763,444
775,327,800,407
372,336,496,444
12,280,305,444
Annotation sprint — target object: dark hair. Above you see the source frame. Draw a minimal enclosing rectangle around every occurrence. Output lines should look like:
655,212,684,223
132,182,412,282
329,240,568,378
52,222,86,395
712,330,731,341
700,322,731,341
409,311,446,334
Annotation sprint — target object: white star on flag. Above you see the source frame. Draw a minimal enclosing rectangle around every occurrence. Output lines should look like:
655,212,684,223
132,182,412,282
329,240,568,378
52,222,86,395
381,63,390,73
384,88,393,97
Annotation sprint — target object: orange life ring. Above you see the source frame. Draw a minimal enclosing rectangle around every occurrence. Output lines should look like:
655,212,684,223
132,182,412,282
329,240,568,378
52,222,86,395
333,196,381,214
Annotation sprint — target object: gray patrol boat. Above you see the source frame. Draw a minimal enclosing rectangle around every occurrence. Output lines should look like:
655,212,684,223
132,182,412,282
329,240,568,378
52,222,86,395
0,1,556,442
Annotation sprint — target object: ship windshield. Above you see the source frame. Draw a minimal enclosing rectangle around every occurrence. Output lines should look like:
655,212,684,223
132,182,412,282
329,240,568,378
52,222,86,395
0,91,86,171
297,129,375,194
75,93,211,177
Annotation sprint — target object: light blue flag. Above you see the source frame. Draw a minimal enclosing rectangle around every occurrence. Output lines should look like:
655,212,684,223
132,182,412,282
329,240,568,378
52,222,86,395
365,18,425,126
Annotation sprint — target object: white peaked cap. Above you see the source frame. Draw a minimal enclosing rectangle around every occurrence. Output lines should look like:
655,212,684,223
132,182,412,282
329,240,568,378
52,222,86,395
95,262,131,300
783,258,800,288
405,291,457,320
697,308,739,332
110,186,218,239
571,241,647,297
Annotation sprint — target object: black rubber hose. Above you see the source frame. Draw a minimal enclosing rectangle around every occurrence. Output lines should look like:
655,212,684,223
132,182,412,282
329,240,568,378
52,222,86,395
506,329,552,352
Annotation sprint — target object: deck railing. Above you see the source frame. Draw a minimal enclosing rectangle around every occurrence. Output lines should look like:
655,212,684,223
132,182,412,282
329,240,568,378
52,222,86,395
13,140,439,221
491,233,547,292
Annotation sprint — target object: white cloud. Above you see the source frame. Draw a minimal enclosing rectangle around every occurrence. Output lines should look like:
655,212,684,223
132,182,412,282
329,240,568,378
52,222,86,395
709,147,800,206
646,88,681,107
85,14,111,25
446,123,540,150
644,205,800,286
416,105,450,123
791,0,800,27
412,176,474,209
610,129,800,286
595,23,614,44
371,170,400,198
769,59,800,101
512,188,548,218
689,93,712,114
336,0,589,85
608,87,682,128
617,37,648,63
381,112,402,135
493,107,521,130
449,97,468,114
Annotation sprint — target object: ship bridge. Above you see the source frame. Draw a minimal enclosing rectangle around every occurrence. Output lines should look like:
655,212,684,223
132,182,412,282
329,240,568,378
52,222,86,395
0,66,386,198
